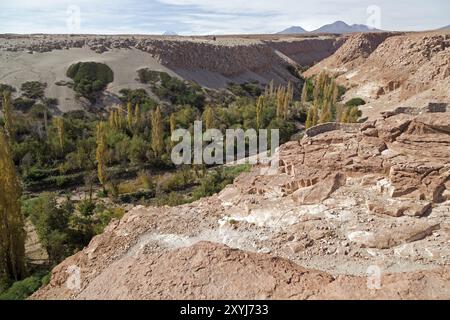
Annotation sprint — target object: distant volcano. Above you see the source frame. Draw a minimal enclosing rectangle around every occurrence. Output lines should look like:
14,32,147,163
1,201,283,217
277,26,307,34
163,31,178,36
277,21,382,34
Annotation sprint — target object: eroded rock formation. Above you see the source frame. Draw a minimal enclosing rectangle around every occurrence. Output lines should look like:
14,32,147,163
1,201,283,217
32,109,450,300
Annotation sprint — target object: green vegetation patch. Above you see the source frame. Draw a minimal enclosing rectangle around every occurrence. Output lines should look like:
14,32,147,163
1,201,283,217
66,62,114,101
227,81,262,98
345,97,366,107
0,272,50,300
137,69,205,109
21,81,47,100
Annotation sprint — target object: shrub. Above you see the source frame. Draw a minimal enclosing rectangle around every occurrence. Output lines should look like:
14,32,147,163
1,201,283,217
66,62,114,101
137,69,165,84
78,199,96,217
345,97,366,107
28,104,51,119
0,83,16,94
227,81,262,98
118,88,157,109
137,69,205,109
192,165,250,200
21,81,47,99
154,192,187,207
0,273,48,300
26,193,73,264
13,97,35,111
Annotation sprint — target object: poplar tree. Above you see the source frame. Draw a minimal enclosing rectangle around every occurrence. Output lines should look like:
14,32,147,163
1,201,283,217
203,106,215,130
0,130,26,288
96,122,108,193
319,100,332,123
134,104,141,128
276,86,286,119
54,117,65,152
306,105,319,129
109,110,115,128
256,95,264,129
127,102,133,130
2,91,14,143
265,80,275,98
169,113,176,134
151,106,164,158
305,107,313,129
301,82,307,101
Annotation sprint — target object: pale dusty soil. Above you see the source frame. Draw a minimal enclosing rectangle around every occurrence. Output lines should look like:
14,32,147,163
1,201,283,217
0,48,175,111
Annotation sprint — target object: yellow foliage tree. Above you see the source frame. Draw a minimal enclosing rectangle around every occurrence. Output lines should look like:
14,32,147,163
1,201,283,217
134,104,141,128
0,130,26,285
54,117,65,152
301,81,308,105
169,113,176,134
256,95,265,129
151,106,164,158
2,91,14,143
203,106,215,130
127,102,133,130
95,122,108,192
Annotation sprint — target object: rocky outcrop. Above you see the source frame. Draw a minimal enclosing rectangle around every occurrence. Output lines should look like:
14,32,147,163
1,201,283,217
304,30,450,119
305,32,398,74
33,110,450,300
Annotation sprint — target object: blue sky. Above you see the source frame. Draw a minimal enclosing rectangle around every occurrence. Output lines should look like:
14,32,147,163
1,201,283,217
0,0,448,35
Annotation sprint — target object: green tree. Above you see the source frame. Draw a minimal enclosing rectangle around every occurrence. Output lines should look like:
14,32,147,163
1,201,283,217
126,102,133,130
134,104,141,129
26,193,72,264
0,131,26,290
203,106,215,130
319,100,332,123
169,113,176,134
2,91,14,143
151,106,164,158
255,95,264,129
96,122,108,193
54,117,65,153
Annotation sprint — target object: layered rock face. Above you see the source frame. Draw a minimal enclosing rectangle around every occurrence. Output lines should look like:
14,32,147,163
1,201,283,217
33,110,450,300
0,34,342,78
304,31,450,118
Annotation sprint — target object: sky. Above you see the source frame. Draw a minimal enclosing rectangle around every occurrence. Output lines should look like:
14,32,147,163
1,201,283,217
0,0,448,35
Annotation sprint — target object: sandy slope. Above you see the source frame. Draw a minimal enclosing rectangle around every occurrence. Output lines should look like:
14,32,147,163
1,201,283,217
0,34,341,112
0,48,175,111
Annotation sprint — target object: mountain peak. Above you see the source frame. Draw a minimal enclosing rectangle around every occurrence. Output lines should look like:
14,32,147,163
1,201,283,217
277,26,307,34
331,20,349,26
277,20,381,35
312,20,377,34
163,31,178,36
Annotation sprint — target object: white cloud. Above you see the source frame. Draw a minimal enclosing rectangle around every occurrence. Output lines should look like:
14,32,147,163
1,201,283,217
0,0,448,34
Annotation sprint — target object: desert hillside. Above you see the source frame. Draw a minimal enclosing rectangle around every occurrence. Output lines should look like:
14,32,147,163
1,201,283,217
0,30,448,301
305,31,450,118
0,34,342,112
33,106,450,299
